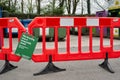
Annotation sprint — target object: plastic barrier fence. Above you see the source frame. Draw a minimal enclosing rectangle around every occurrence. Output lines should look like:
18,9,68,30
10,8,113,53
28,17,120,62
28,17,120,75
0,18,26,74
1,17,120,75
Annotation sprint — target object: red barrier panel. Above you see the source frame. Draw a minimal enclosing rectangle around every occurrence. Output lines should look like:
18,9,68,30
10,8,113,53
0,17,26,62
28,17,120,63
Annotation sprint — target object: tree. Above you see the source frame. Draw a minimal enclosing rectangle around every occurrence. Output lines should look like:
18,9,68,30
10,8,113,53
72,0,79,14
21,0,24,13
14,0,17,7
27,0,35,14
0,0,18,13
94,0,106,10
87,0,91,15
59,0,65,8
65,0,71,14
52,0,56,14
81,0,84,15
0,0,9,8
41,0,64,15
65,0,80,15
37,0,42,14
8,0,10,7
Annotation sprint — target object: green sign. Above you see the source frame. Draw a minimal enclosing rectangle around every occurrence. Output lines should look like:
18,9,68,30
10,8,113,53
15,33,38,60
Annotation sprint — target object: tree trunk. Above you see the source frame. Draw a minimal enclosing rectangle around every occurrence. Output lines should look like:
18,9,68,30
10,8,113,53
28,0,33,14
8,0,10,7
21,0,24,13
59,0,65,8
72,0,79,15
8,0,11,10
37,0,41,14
87,0,91,15
14,0,17,6
65,0,71,14
81,0,84,15
52,0,56,14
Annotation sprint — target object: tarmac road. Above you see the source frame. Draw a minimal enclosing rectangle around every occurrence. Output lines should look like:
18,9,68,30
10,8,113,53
0,55,120,80
0,35,120,80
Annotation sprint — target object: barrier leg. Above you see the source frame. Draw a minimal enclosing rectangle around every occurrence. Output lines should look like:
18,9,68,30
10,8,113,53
99,52,114,73
0,54,17,74
34,55,66,76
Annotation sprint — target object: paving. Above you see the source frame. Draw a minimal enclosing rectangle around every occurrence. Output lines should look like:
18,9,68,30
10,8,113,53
0,35,120,80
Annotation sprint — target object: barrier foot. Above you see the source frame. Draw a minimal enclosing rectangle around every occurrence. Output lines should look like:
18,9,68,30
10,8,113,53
33,55,66,76
99,52,114,73
0,55,17,75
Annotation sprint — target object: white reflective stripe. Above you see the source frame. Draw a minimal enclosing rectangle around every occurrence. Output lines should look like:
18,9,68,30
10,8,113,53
39,28,49,36
87,18,99,26
39,28,42,35
46,28,49,35
75,27,78,31
8,28,18,33
12,28,18,32
60,18,74,26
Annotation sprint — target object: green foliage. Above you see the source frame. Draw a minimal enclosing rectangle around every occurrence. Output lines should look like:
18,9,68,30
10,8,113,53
27,0,34,14
41,0,64,16
0,0,8,7
9,13,39,19
53,7,64,15
0,0,9,10
0,0,18,13
41,7,64,16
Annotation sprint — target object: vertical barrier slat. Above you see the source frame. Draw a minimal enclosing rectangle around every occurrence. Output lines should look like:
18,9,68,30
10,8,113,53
67,27,70,54
0,28,2,50
55,27,58,54
9,28,12,51
78,26,81,53
42,27,46,54
89,27,93,53
100,26,103,50
110,26,113,50
1,28,4,47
